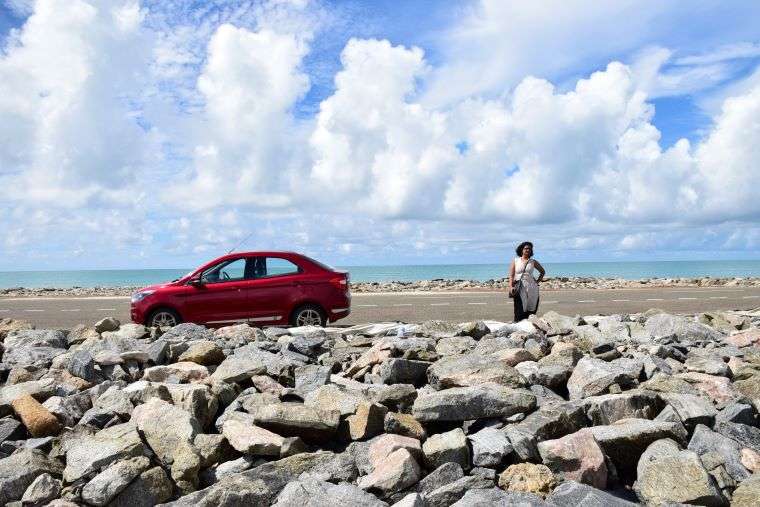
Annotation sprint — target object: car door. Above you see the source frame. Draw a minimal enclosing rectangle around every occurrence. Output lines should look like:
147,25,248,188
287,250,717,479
246,256,303,324
182,257,252,325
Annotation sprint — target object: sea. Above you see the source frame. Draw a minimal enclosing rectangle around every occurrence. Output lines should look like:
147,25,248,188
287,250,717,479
0,260,759,289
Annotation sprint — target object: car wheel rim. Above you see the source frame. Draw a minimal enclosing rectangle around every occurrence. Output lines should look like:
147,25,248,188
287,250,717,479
153,312,177,327
297,309,322,326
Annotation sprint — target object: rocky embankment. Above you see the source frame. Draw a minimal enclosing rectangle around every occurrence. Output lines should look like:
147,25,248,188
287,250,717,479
2,276,760,298
1,309,760,505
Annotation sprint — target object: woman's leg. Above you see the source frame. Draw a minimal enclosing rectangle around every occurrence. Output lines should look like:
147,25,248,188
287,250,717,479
514,295,526,322
527,295,540,317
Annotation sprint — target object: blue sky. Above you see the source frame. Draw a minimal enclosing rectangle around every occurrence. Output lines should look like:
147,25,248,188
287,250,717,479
1,0,760,270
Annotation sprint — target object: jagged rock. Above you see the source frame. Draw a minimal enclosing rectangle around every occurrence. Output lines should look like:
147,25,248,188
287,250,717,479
208,356,267,383
368,434,423,469
131,398,201,464
547,481,636,506
498,463,556,497
94,317,120,333
634,438,726,506
384,412,427,440
688,424,750,482
645,313,723,341
583,390,661,424
417,462,464,495
452,487,549,506
435,336,476,356
171,441,203,494
80,456,150,506
0,449,63,505
244,403,340,442
412,384,536,422
660,393,717,429
20,472,61,506
347,402,388,440
393,492,423,507
358,448,421,495
64,422,145,482
294,365,331,394
143,362,209,383
427,354,526,389
178,341,225,365
222,415,284,455
732,473,760,507
537,429,607,488
566,357,641,399
423,428,469,470
273,478,388,506
424,475,493,506
468,427,512,467
379,359,429,385
109,466,173,507
101,323,148,341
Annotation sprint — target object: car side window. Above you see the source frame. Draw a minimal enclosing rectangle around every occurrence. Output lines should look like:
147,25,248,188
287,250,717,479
201,258,248,284
252,257,301,278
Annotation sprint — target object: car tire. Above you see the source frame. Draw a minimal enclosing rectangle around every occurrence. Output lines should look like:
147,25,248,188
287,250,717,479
290,304,326,327
147,307,182,328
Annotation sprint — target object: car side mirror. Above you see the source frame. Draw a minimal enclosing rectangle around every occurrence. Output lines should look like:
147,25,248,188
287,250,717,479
188,277,204,287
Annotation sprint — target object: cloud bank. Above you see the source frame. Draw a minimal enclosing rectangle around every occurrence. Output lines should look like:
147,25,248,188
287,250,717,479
1,0,759,268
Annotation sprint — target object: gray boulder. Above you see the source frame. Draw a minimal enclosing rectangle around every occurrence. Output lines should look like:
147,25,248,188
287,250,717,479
422,428,470,470
64,423,145,482
273,478,387,506
131,398,201,464
427,354,526,389
547,481,636,506
412,384,536,422
468,427,512,467
81,456,151,506
0,449,63,505
566,357,641,399
20,472,61,506
451,487,548,506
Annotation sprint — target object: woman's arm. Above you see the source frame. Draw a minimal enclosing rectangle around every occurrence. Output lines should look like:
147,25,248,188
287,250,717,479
508,259,515,289
534,260,546,282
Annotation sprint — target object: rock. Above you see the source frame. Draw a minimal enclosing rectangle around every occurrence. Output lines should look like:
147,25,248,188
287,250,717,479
688,424,750,482
178,341,225,365
11,394,61,438
347,402,388,441
742,448,760,472
468,427,512,467
80,456,150,506
303,385,366,416
274,478,388,506
294,365,331,394
95,317,121,333
194,433,234,468
109,466,173,507
423,428,469,470
589,418,687,479
0,449,63,505
714,419,760,452
67,350,96,381
456,321,490,339
498,463,556,498
379,359,429,385
537,429,607,488
547,481,636,507
244,403,340,442
358,448,421,495
64,422,145,482
131,398,201,465
384,412,427,440
171,441,203,494
209,356,267,383
660,393,717,430
101,323,148,341
417,462,464,494
566,357,640,399
413,384,536,422
392,492,423,507
143,362,209,383
20,472,61,506
645,313,722,341
716,402,755,425
427,354,526,389
452,487,549,506
222,416,284,456
731,473,760,507
368,434,423,469
583,391,661,425
436,336,476,356
424,475,493,506
0,418,24,443
634,438,726,506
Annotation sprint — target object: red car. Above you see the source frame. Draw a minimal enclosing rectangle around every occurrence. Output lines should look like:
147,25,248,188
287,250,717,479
130,251,350,328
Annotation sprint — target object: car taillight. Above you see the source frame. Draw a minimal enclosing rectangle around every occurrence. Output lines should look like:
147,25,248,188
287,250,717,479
330,274,349,290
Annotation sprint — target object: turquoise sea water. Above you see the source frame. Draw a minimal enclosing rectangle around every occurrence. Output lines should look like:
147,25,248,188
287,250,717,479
0,260,758,288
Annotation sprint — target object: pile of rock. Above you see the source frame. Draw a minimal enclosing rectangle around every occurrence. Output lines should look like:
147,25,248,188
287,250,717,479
0,308,759,506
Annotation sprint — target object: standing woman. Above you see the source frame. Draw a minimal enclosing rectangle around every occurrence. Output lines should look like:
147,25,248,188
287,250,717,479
509,241,546,321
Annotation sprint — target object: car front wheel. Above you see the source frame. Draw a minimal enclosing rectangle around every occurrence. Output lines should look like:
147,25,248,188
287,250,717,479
290,304,326,327
148,308,181,328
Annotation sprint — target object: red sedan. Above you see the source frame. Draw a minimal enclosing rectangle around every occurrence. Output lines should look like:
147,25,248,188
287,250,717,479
130,252,350,328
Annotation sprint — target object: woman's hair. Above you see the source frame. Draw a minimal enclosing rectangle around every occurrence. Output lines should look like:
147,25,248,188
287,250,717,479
515,241,533,257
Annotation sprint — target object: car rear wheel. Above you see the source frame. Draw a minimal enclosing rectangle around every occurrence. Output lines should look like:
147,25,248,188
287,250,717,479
148,308,181,328
290,304,326,327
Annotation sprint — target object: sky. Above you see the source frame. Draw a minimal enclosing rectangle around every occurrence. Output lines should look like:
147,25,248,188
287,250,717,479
1,0,760,270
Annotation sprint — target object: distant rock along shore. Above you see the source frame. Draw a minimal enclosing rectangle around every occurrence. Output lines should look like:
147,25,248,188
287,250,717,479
0,307,759,505
1,276,759,298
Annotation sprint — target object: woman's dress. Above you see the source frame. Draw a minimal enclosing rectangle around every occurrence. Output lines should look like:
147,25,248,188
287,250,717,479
515,257,539,313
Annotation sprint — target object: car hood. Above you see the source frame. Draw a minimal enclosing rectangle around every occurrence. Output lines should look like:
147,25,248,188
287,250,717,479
135,282,173,293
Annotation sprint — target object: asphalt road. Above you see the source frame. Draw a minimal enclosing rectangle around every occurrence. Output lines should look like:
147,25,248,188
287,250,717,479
1,286,759,329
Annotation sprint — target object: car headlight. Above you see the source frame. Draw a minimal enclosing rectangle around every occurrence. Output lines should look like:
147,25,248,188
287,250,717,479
131,290,155,303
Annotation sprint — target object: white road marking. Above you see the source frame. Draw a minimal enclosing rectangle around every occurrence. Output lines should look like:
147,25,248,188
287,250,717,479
1,296,130,301
710,296,728,299
25,309,44,312
577,300,596,303
430,303,450,306
355,304,378,307
467,302,488,305
0,309,9,312
646,298,664,301
97,308,117,311
678,297,698,300
542,300,559,304
60,309,81,312
611,299,630,302
393,304,413,307
743,296,760,299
